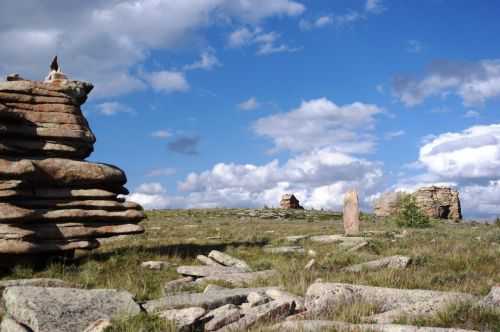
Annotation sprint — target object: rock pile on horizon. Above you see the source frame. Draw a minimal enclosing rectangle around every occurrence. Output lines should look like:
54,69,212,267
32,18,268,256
0,62,145,260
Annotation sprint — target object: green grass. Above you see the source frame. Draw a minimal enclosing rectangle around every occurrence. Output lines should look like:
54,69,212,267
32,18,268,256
1,208,499,331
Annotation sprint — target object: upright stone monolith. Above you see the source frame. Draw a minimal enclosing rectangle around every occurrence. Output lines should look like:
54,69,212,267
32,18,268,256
343,190,360,235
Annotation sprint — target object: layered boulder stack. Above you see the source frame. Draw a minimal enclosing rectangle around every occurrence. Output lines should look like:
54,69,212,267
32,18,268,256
280,194,303,209
374,186,462,221
0,62,145,260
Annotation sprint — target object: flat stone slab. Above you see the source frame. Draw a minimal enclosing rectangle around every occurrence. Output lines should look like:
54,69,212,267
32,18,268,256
194,270,278,287
217,299,295,331
342,255,412,273
177,265,245,277
263,246,306,254
0,278,74,293
478,285,500,311
143,287,278,313
158,307,206,332
3,286,141,332
208,250,252,272
272,320,478,332
305,283,478,322
309,235,369,244
285,235,309,243
202,304,241,331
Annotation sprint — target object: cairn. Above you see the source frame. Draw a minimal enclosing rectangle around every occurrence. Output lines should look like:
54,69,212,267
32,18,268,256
0,58,145,261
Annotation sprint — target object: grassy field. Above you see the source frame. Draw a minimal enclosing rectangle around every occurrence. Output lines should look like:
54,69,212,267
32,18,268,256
1,209,500,331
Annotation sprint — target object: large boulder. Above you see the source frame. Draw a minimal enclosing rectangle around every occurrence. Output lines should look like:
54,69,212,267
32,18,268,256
0,61,145,261
2,286,141,332
373,187,462,221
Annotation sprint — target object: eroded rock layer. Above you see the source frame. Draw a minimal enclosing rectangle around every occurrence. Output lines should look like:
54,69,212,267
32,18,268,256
0,71,145,259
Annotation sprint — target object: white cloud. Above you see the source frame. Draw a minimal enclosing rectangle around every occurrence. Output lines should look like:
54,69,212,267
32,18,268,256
384,130,405,140
96,102,134,116
146,70,190,93
151,130,172,138
136,182,166,195
253,97,383,154
0,0,305,96
147,168,176,177
238,97,260,110
227,27,299,55
393,59,500,106
419,124,500,180
365,0,386,14
183,50,221,71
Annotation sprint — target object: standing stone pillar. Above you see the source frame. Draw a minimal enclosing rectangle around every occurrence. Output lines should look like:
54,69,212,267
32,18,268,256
343,190,360,235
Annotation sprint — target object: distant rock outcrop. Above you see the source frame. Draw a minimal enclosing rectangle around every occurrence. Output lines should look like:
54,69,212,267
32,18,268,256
373,186,462,221
279,194,303,209
0,60,145,261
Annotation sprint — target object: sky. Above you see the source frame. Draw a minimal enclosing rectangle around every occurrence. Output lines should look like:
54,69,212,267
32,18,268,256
1,0,500,219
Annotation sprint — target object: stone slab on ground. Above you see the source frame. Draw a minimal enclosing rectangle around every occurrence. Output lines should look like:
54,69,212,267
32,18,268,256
197,255,224,267
272,320,478,332
164,277,195,294
342,255,412,273
141,261,169,270
0,316,31,332
143,287,278,313
305,283,478,322
216,299,295,332
158,307,206,332
177,265,246,277
263,246,305,254
208,250,252,272
202,304,241,331
2,286,141,332
194,270,278,287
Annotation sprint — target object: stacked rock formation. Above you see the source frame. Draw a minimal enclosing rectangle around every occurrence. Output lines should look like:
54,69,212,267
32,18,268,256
373,186,462,221
279,194,303,209
413,186,462,221
343,190,360,235
0,61,145,260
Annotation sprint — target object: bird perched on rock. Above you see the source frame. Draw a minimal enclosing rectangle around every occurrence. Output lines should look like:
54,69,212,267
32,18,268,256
50,55,59,72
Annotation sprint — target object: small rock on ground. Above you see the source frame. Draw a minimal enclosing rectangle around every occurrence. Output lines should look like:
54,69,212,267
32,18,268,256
141,261,169,270
158,307,206,332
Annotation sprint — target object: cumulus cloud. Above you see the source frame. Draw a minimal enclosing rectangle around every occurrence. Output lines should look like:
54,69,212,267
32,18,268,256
393,59,500,106
0,0,305,96
168,135,200,155
170,148,382,209
390,123,500,218
365,0,386,14
95,102,134,116
147,168,176,177
146,70,190,93
183,50,221,71
253,97,383,153
419,124,500,181
227,27,299,55
238,97,260,110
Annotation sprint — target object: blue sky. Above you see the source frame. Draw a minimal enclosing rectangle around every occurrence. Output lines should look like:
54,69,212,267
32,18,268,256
1,0,500,218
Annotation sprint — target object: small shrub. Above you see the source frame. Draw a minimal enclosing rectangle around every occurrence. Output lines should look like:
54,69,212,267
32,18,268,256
495,216,500,227
394,195,430,228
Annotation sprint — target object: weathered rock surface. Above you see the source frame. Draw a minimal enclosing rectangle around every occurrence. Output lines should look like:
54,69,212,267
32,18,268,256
374,187,462,221
217,299,295,331
158,307,206,332
272,320,478,332
2,286,141,332
141,261,169,270
478,285,500,311
0,316,31,332
194,270,278,287
143,287,278,313
304,283,477,322
279,194,303,209
202,304,241,331
342,255,412,272
0,64,145,260
263,246,306,254
177,265,246,277
208,250,252,272
343,190,360,235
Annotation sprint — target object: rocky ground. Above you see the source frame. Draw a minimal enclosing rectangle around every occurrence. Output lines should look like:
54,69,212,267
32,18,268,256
0,208,499,331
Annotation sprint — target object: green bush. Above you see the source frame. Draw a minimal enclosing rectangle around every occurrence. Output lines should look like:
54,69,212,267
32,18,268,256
395,194,431,228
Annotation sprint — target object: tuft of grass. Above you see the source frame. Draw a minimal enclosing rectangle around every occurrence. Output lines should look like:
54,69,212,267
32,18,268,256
395,302,500,332
107,313,174,332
